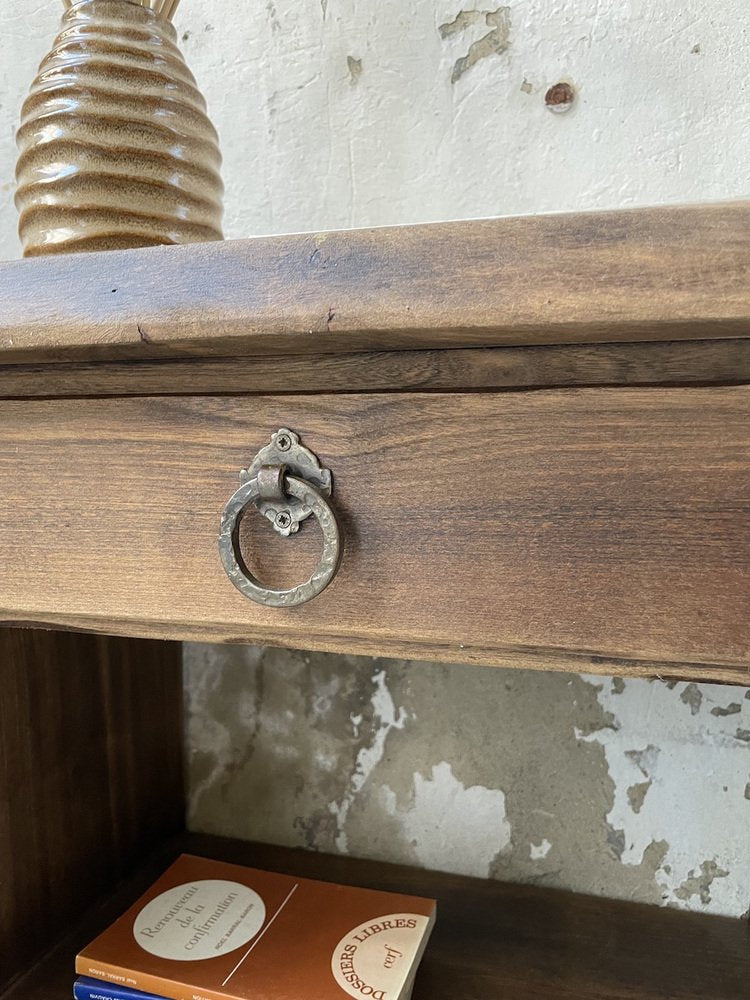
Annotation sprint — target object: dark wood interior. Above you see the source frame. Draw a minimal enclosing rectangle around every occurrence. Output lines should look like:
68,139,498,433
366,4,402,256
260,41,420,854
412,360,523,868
0,630,183,995
0,629,747,1000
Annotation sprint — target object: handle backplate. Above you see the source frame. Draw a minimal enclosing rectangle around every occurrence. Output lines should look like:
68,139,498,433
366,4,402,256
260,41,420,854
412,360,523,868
218,428,341,608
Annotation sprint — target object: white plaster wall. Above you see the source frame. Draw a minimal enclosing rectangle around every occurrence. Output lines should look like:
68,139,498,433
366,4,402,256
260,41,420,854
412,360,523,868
1,1,747,917
580,677,750,916
0,1,748,257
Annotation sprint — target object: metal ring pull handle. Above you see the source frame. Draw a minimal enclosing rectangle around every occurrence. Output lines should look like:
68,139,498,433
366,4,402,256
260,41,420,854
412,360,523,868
218,430,341,608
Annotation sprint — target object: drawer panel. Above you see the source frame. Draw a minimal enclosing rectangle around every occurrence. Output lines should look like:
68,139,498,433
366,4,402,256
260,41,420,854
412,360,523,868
0,388,746,682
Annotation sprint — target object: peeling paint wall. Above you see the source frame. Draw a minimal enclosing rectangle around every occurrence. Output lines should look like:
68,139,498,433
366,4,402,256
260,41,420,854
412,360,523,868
0,1,749,255
185,647,750,918
0,2,747,917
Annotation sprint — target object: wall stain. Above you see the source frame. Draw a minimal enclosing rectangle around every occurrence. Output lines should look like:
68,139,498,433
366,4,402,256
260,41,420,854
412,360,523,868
439,7,511,84
627,780,652,814
347,56,363,85
674,860,730,905
185,646,385,851
293,810,340,850
680,682,703,715
643,839,669,877
625,744,659,777
266,2,280,33
576,705,619,736
735,728,750,742
439,9,486,38
606,824,626,860
545,81,576,114
711,703,742,717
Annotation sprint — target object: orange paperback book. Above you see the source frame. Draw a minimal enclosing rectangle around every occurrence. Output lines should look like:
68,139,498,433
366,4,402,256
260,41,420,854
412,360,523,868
77,854,436,1000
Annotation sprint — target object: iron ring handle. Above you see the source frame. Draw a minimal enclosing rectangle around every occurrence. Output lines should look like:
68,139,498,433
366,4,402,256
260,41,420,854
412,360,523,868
218,473,341,608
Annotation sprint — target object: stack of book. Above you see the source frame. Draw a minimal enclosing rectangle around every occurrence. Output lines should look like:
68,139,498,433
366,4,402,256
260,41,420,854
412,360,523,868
75,854,436,1000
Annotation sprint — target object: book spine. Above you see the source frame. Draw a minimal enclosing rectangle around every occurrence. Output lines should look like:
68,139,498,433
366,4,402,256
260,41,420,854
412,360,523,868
75,978,163,1000
73,979,142,1000
75,959,230,1000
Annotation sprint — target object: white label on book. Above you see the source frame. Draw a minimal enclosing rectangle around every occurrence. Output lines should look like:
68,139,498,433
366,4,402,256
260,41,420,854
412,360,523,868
133,880,266,961
331,913,431,1000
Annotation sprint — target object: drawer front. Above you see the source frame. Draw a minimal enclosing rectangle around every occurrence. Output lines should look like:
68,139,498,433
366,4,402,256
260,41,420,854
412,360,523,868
0,388,746,681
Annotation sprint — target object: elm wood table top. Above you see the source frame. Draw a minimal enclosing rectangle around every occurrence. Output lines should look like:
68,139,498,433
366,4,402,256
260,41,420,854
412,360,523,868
0,202,747,365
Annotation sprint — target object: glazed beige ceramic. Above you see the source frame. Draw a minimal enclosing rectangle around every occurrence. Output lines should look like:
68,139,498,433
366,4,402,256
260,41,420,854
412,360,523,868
16,0,223,256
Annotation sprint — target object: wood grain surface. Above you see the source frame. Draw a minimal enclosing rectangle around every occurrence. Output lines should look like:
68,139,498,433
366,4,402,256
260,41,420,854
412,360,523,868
0,388,746,681
4,832,749,1000
0,630,183,994
0,338,747,399
0,202,748,363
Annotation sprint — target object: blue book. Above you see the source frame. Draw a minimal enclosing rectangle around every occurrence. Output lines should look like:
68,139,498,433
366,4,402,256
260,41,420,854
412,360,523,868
74,978,165,1000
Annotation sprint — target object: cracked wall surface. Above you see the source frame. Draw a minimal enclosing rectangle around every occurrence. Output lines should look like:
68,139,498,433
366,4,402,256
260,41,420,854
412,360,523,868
185,645,750,918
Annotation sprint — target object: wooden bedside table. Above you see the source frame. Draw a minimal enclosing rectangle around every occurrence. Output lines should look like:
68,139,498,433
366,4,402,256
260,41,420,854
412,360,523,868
0,202,748,1000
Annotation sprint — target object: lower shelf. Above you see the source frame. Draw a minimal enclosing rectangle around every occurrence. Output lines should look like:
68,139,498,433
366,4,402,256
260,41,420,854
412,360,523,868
3,832,748,1000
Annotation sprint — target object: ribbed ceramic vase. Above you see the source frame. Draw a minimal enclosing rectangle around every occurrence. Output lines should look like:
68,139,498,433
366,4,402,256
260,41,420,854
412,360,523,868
16,0,223,256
